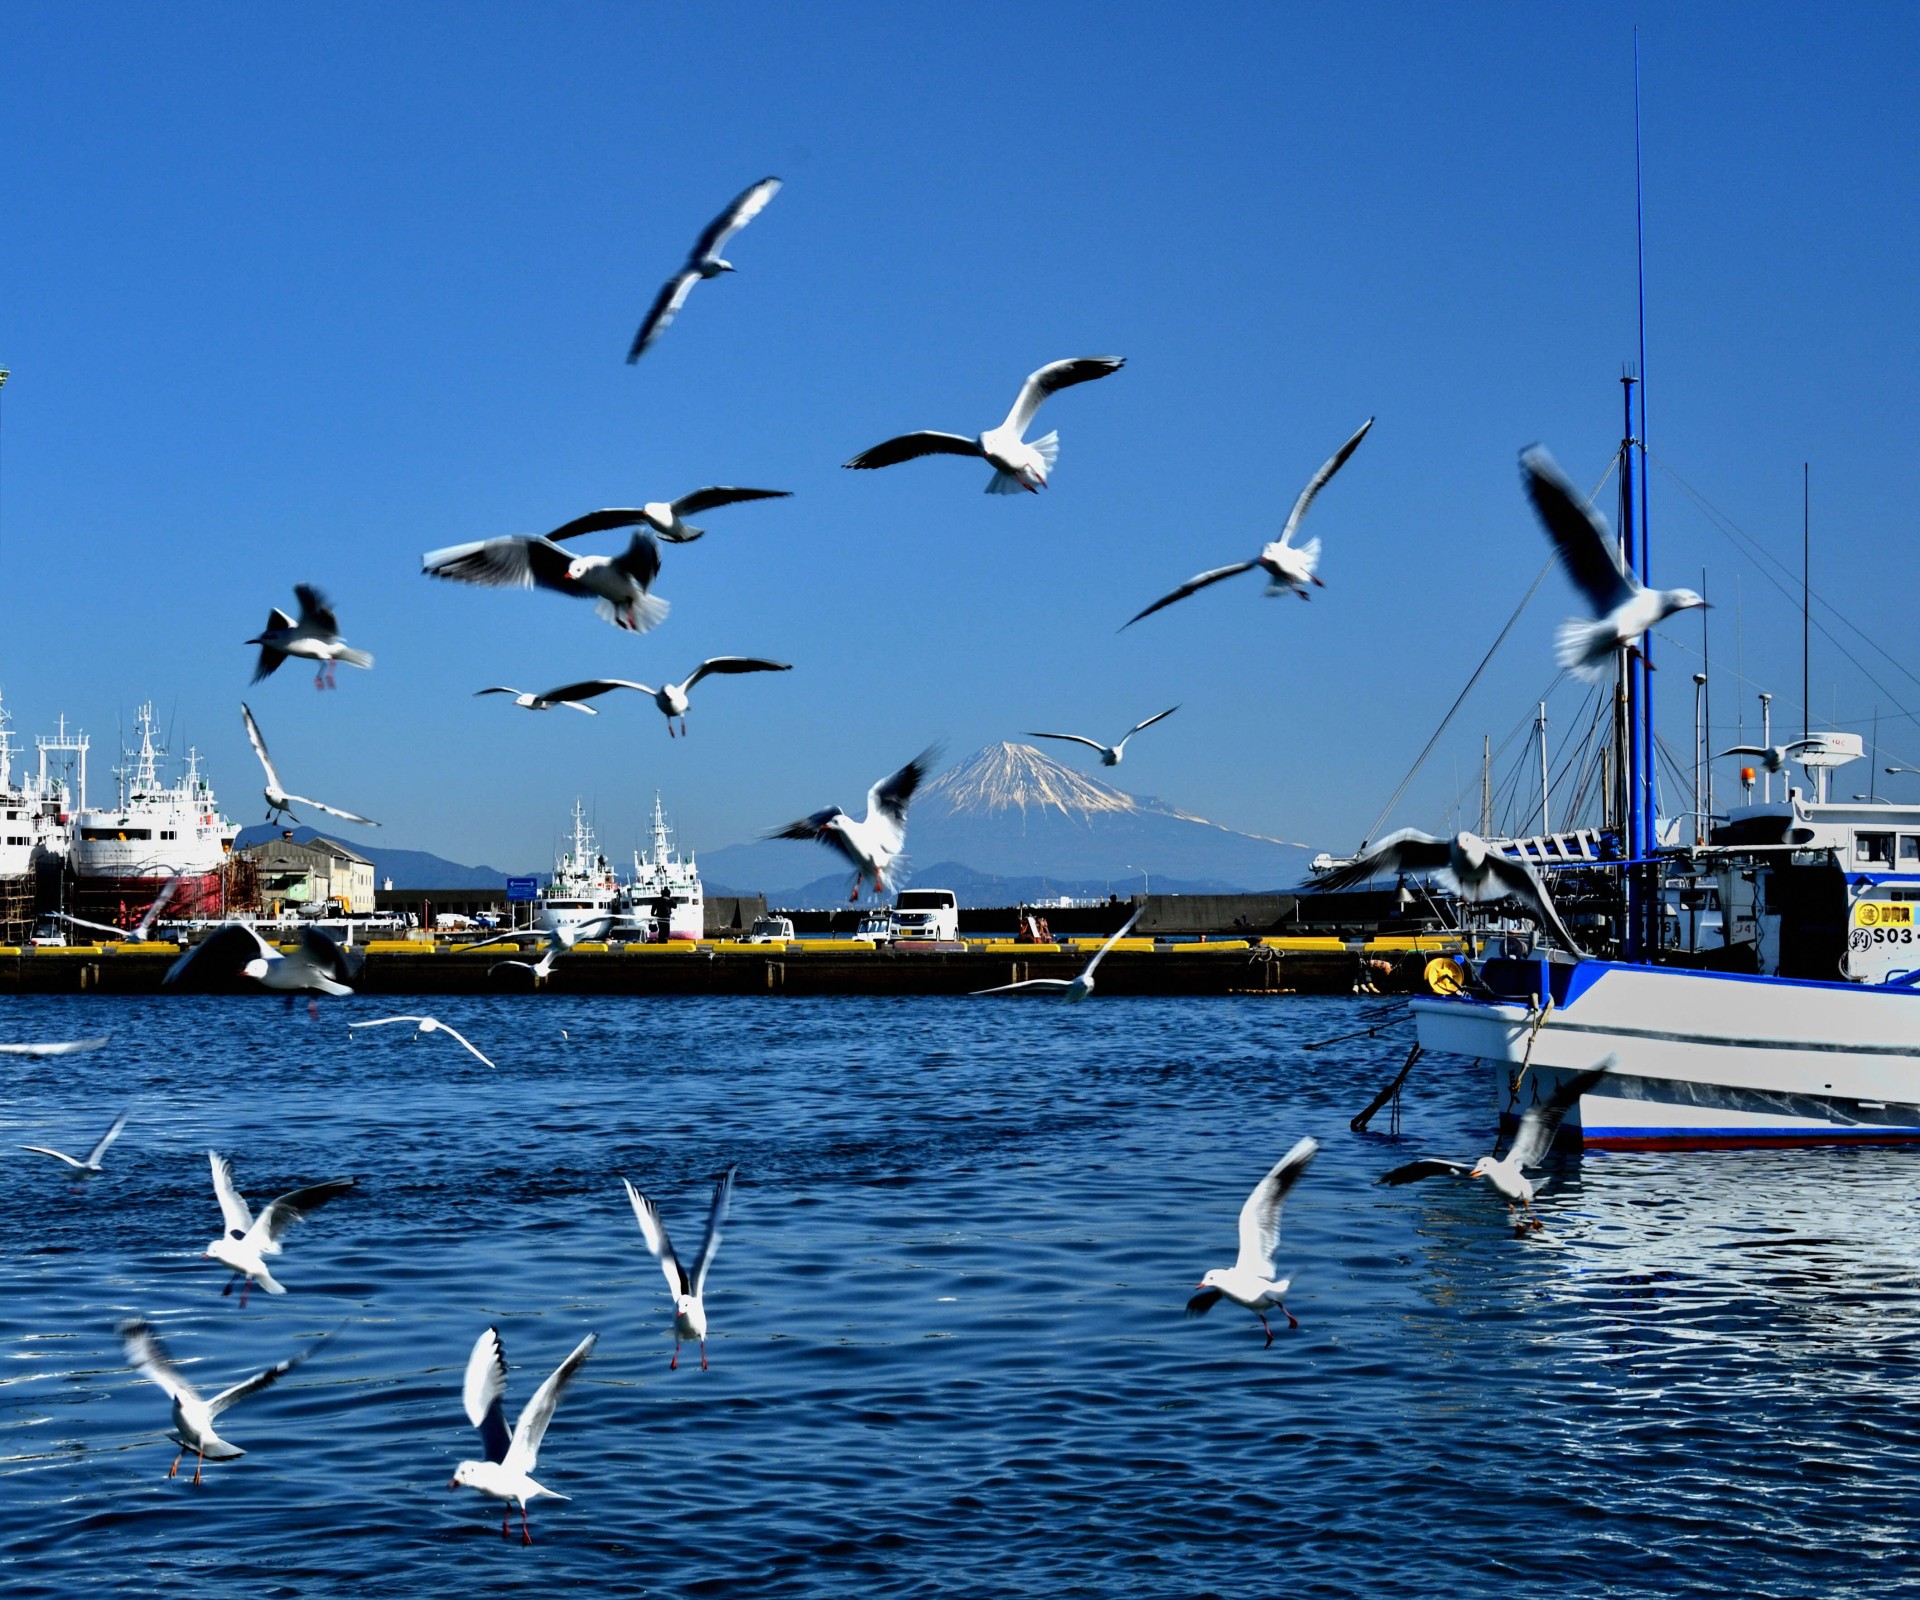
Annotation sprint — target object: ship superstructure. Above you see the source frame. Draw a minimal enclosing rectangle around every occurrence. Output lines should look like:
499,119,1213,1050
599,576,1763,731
538,798,623,940
624,793,704,942
0,692,76,942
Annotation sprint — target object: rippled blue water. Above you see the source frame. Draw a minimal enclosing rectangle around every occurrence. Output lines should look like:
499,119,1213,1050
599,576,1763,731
4,992,1919,1598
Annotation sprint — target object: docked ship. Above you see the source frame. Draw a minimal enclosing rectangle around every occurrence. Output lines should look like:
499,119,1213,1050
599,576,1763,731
623,793,704,942
537,798,623,941
69,702,238,927
0,692,75,944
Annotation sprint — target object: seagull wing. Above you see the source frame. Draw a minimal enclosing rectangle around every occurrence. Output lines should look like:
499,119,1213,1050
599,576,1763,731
1717,745,1771,759
431,1022,498,1070
1305,829,1453,894
682,656,791,691
627,270,700,363
623,1177,689,1297
280,793,380,827
347,1016,427,1031
863,745,940,854
768,808,862,867
1121,562,1260,629
670,486,791,517
422,536,582,595
689,1166,735,1297
537,679,655,704
1508,1056,1616,1168
133,874,181,939
1023,732,1107,753
240,703,282,794
1482,853,1586,959
1520,446,1636,617
120,1319,200,1407
504,1332,596,1476
1186,1287,1225,1316
210,1151,254,1236
1234,1136,1318,1278
1378,1157,1475,1185
247,1176,357,1253
463,1326,513,1464
57,912,139,941
690,174,781,265
843,432,983,470
970,978,1074,995
292,584,340,635
543,508,649,544
84,1107,132,1167
19,1145,85,1168
616,531,662,589
208,1332,329,1418
1123,705,1180,740
1080,905,1145,979
1001,356,1127,435
1277,416,1375,546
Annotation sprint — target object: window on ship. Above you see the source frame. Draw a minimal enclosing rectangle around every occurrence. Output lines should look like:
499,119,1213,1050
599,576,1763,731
1857,832,1894,865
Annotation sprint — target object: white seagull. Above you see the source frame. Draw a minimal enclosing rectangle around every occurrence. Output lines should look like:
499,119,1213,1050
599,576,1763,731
1125,417,1373,627
627,175,782,364
20,1106,131,1176
490,939,562,983
0,1037,111,1058
517,658,793,736
972,906,1143,1000
622,1167,735,1371
541,488,791,546
1718,739,1821,776
1187,1136,1319,1346
247,585,374,689
422,528,668,634
1024,706,1178,768
1380,1057,1616,1229
1306,829,1585,958
165,923,360,1013
769,746,940,900
120,1317,331,1486
845,356,1126,494
58,872,181,944
1522,445,1706,681
473,686,601,716
348,1014,498,1069
242,703,380,827
203,1151,357,1306
451,1326,599,1544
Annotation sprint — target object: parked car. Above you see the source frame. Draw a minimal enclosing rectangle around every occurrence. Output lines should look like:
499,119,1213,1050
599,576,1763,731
891,889,959,941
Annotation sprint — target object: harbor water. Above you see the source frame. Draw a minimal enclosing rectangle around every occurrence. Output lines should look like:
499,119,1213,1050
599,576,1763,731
3,993,1917,1598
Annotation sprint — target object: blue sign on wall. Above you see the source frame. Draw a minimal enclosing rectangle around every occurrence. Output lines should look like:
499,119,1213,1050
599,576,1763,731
505,876,539,902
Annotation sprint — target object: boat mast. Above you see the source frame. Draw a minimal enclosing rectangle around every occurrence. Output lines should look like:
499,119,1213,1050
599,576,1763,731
1536,702,1551,835
1627,31,1657,958
1616,372,1643,956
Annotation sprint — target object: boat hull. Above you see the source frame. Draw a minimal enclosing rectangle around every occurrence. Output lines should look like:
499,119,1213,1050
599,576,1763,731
1411,961,1920,1148
72,870,227,927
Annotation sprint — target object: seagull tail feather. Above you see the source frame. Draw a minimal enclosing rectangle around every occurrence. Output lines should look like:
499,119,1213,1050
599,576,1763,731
984,469,1027,496
1555,617,1619,682
596,593,671,634
1030,430,1059,471
332,647,374,671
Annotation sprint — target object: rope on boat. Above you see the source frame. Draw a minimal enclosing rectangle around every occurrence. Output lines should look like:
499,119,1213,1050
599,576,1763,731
1303,1004,1411,1052
1509,994,1555,1103
1352,1041,1423,1134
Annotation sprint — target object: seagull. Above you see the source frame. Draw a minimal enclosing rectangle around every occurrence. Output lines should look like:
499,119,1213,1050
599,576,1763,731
844,356,1126,494
627,175,781,364
519,658,793,736
120,1317,331,1486
242,703,380,827
1124,417,1373,628
1024,706,1178,768
1380,1057,1616,1229
20,1106,131,1176
1522,445,1706,681
1306,829,1585,958
972,906,1143,1000
0,1037,111,1058
490,940,561,983
247,585,374,689
57,871,181,943
165,923,360,1014
422,528,668,634
473,686,601,715
769,745,940,900
203,1151,357,1306
347,1014,498,1069
622,1167,734,1371
1719,740,1821,775
541,488,791,546
451,1326,598,1544
1187,1136,1318,1346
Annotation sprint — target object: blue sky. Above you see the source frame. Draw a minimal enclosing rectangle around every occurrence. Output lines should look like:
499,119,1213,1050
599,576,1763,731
3,5,1917,871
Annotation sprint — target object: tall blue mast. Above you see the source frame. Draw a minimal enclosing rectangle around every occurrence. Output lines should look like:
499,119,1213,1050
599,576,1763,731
1628,31,1657,958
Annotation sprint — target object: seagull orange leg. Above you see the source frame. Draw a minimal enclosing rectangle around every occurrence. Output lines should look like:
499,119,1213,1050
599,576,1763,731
670,1340,680,1371
169,1450,183,1479
1259,1314,1274,1348
520,1505,533,1546
700,1340,709,1372
192,1449,205,1486
501,1510,511,1540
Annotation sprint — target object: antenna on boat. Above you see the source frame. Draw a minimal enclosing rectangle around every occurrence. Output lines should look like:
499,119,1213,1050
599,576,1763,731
1625,28,1657,958
1802,461,1811,742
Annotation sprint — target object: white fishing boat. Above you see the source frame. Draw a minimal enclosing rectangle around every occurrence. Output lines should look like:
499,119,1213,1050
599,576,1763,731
537,798,622,941
623,793,703,942
0,692,74,943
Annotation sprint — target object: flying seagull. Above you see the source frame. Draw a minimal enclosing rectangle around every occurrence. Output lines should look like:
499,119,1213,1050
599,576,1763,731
622,1167,735,1371
1187,1136,1318,1346
164,923,361,1014
1125,417,1373,628
0,1037,111,1058
844,356,1126,494
241,703,379,827
1024,706,1178,768
248,585,374,689
58,872,181,944
203,1151,357,1306
490,937,563,984
542,488,791,546
473,686,601,715
627,175,781,364
20,1106,131,1176
120,1317,332,1486
348,1014,498,1069
769,745,940,900
1718,740,1821,775
451,1326,599,1544
1522,445,1705,681
422,528,668,634
1306,829,1585,958
1380,1057,1616,1229
972,905,1143,1000
520,658,793,736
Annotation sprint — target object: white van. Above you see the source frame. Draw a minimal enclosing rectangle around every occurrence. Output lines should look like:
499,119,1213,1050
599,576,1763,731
891,889,959,941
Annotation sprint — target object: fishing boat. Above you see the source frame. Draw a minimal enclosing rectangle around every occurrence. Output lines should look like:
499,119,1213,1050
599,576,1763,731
0,692,74,943
537,798,622,941
623,793,704,942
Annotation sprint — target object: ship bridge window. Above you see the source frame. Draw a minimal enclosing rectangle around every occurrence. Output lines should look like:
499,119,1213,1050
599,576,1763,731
1901,835,1920,864
1856,832,1894,865
80,827,151,841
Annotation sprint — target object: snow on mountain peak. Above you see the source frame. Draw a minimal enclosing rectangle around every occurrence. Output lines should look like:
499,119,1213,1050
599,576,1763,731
922,742,1144,819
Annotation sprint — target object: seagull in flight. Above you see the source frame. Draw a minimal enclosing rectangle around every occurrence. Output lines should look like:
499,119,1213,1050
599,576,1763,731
1380,1057,1616,1229
20,1106,131,1176
490,938,562,983
348,1014,498,1069
422,528,668,634
0,1037,110,1058
247,585,374,689
164,924,360,1014
623,1167,735,1371
473,686,602,715
972,906,1143,1000
58,872,181,944
1024,706,1178,768
1522,445,1705,681
242,703,380,827
845,356,1126,494
203,1151,357,1305
540,488,791,546
1187,1136,1318,1346
627,175,781,364
1718,739,1822,775
516,658,793,736
1306,829,1585,958
120,1317,332,1486
769,745,940,900
451,1326,599,1543
1125,417,1373,628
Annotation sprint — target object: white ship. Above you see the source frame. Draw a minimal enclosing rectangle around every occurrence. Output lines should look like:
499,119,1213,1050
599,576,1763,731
537,798,622,941
623,793,704,942
0,692,75,942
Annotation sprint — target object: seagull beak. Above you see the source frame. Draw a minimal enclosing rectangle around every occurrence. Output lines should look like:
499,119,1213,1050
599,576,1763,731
448,1476,459,1490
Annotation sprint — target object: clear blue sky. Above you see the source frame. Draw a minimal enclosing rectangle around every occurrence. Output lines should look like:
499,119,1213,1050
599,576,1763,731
3,4,1917,870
